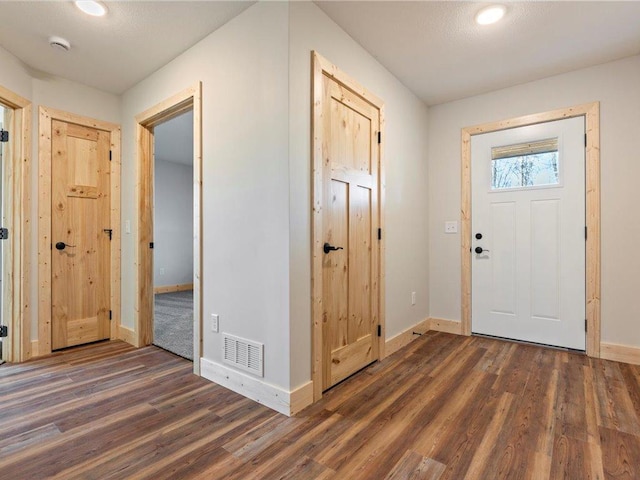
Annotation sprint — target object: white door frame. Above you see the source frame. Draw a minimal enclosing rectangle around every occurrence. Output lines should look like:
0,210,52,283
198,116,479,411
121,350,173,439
461,102,601,357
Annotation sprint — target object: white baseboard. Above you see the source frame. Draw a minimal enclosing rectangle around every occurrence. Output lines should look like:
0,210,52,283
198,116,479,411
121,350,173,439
600,342,640,365
201,357,296,416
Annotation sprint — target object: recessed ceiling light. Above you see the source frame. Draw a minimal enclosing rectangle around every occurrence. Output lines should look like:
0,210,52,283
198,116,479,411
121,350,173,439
475,5,506,25
75,1,107,17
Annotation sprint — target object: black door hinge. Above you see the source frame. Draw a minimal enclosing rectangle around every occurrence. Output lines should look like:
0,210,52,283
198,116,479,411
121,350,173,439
109,150,112,161
109,310,113,321
150,242,154,249
377,228,382,240
585,319,587,332
377,131,381,144
585,226,587,240
377,325,381,337
0,129,8,142
0,227,8,240
103,228,113,240
584,134,587,147
0,325,7,337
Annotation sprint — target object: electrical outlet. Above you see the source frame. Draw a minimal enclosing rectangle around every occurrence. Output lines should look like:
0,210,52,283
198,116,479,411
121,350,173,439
125,220,131,234
445,221,458,234
411,291,416,305
159,268,165,276
211,314,219,333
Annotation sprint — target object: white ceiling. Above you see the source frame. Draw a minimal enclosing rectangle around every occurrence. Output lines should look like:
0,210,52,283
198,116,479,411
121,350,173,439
154,110,193,166
0,1,639,105
316,1,640,105
0,1,254,94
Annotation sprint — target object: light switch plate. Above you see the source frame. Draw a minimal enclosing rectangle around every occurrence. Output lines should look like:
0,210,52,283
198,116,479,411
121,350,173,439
211,314,219,333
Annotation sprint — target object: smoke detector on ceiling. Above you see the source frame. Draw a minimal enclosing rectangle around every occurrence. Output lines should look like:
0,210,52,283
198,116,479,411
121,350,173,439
49,36,71,52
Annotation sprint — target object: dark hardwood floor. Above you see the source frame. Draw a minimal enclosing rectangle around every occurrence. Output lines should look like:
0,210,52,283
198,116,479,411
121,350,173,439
1,332,639,479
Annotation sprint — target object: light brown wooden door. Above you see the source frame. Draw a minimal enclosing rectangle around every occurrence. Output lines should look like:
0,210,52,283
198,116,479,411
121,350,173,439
51,120,111,350
321,74,381,390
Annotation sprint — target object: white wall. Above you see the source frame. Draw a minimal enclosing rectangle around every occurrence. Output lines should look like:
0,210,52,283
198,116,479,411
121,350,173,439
153,159,193,287
31,76,120,125
0,47,32,100
428,55,640,348
121,2,291,390
288,3,431,388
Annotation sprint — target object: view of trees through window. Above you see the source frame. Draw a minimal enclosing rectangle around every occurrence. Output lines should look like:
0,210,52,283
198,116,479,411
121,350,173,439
491,151,559,190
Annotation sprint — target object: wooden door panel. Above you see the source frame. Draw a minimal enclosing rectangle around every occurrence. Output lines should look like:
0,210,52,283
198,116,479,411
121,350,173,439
329,85,372,174
349,185,372,343
322,72,380,390
323,179,349,345
51,120,110,350
330,334,374,386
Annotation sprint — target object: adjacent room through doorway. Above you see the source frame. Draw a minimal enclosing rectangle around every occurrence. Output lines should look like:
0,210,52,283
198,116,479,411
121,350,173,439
152,109,194,360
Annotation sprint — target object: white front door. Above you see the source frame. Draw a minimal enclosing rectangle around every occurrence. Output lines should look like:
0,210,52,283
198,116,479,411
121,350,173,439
471,117,586,350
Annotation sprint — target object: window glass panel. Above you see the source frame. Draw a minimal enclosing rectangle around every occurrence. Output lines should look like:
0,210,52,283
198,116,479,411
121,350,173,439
491,139,559,190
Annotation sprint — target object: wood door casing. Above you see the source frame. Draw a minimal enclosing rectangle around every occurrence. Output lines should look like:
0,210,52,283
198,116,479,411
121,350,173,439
321,73,381,390
51,120,111,349
460,103,600,357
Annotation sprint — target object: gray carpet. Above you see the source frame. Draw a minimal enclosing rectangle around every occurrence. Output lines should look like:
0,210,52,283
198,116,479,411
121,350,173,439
153,290,193,361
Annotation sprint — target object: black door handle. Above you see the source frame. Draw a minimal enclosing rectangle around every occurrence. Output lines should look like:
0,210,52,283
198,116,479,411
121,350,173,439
323,242,344,254
475,246,490,254
55,242,76,250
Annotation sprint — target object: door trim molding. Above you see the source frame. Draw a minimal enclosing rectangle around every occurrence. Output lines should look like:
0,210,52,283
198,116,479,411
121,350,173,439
0,85,31,362
311,51,386,401
461,102,601,357
135,82,203,375
37,107,121,356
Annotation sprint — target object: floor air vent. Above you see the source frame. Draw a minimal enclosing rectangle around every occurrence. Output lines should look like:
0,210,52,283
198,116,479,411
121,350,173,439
222,333,263,377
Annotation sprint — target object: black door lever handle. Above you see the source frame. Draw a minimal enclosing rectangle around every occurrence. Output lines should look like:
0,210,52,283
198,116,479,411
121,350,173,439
323,242,344,254
55,242,76,250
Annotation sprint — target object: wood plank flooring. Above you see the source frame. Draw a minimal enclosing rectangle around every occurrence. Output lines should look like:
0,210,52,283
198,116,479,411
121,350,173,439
1,332,639,479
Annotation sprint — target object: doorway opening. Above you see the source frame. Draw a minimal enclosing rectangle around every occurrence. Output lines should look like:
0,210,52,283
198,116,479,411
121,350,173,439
136,83,202,374
152,110,194,360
